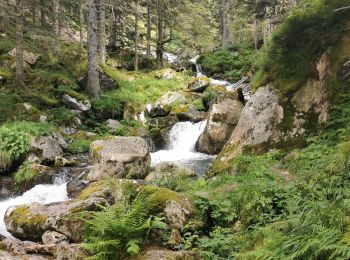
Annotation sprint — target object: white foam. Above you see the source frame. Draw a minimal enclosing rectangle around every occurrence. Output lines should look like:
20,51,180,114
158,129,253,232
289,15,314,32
0,178,68,237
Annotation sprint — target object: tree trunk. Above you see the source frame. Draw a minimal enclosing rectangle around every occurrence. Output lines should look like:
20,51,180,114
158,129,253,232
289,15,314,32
53,0,59,35
87,0,101,97
220,0,229,49
40,0,45,28
134,0,139,71
146,0,151,58
79,0,84,47
97,0,106,65
15,0,24,86
156,0,163,69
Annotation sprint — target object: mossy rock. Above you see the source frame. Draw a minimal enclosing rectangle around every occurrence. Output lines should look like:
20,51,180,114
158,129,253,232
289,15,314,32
5,205,48,241
15,103,45,122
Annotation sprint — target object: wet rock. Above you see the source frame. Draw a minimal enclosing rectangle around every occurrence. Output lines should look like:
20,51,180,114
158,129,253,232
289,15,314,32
62,94,91,112
173,104,206,122
145,162,195,182
0,177,16,199
29,134,67,163
188,77,210,93
42,231,68,245
5,197,106,242
79,71,118,92
196,91,244,154
67,171,90,198
149,92,188,118
88,136,151,181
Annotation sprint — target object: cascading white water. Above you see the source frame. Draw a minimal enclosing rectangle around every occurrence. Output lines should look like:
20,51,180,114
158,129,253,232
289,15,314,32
150,121,214,170
0,177,68,237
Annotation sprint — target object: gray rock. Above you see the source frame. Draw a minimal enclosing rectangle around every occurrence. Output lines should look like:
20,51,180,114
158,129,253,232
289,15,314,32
196,92,244,154
42,231,68,245
62,94,91,112
106,119,122,131
88,136,151,181
29,135,66,163
145,162,195,182
164,200,191,229
55,242,87,260
188,77,210,92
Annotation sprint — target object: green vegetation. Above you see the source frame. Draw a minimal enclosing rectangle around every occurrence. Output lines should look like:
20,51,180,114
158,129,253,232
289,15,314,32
83,187,169,259
253,0,350,94
198,45,255,81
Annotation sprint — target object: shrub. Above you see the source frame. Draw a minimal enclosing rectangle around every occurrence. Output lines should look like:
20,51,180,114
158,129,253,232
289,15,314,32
66,140,91,154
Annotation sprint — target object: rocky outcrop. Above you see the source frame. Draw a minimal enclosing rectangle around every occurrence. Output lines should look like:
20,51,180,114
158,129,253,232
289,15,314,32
196,91,244,154
42,231,68,245
5,197,105,243
149,92,188,118
9,48,40,65
62,94,91,112
188,77,210,93
145,162,195,182
29,134,67,163
215,44,349,170
79,71,118,92
88,136,151,181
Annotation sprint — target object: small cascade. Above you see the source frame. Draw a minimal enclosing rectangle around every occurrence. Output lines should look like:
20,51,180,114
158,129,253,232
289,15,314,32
191,56,252,101
0,176,68,237
150,121,215,175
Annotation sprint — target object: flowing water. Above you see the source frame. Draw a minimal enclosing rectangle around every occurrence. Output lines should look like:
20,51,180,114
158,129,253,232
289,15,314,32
150,121,216,176
0,176,68,237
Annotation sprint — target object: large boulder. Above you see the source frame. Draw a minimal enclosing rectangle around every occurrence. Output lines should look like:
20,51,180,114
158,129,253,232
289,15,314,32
62,94,91,112
149,92,188,118
87,136,151,181
79,71,118,92
5,197,106,243
188,77,210,93
29,133,67,163
196,91,244,154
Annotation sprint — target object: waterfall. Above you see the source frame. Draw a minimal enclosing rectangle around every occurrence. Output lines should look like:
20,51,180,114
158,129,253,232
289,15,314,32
150,121,215,173
168,121,206,151
0,177,68,237
196,64,204,77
